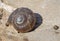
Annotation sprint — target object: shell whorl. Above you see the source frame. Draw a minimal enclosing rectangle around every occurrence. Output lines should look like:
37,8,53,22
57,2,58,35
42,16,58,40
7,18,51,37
7,7,36,33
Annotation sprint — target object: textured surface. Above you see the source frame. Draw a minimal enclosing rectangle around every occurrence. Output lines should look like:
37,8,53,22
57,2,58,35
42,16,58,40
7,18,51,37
0,0,60,41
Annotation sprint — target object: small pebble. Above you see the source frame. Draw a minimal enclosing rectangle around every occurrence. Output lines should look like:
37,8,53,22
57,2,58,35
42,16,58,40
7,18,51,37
53,25,59,30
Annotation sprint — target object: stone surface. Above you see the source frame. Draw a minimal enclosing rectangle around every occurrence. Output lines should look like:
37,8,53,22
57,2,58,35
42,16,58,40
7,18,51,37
0,0,60,41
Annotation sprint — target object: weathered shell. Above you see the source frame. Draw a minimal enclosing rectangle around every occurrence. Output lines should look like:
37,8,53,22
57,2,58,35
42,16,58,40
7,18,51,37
7,7,36,33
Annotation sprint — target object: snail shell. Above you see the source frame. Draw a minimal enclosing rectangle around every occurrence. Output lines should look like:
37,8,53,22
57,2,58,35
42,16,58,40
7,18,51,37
7,7,36,33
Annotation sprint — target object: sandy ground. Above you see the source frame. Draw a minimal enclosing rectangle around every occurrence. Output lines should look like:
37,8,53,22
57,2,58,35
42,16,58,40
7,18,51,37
0,0,60,41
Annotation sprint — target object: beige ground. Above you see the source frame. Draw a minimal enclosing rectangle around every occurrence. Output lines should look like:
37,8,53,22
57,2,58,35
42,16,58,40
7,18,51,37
0,0,60,41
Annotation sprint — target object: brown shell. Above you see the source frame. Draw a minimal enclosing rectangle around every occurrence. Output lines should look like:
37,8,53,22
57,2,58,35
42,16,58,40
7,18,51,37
7,7,36,33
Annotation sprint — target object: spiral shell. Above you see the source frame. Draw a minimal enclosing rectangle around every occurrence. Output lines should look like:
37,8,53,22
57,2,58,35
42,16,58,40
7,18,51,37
7,7,36,33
